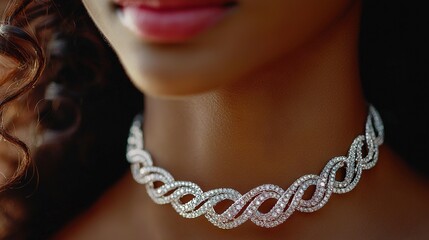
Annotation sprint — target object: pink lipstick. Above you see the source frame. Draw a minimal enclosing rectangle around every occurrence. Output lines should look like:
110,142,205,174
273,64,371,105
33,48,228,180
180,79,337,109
114,0,238,43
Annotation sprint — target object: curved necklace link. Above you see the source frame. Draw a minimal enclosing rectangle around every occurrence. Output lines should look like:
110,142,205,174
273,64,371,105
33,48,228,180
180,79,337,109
127,105,384,229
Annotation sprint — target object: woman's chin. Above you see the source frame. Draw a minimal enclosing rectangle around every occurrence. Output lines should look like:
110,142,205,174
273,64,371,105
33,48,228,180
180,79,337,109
127,72,223,99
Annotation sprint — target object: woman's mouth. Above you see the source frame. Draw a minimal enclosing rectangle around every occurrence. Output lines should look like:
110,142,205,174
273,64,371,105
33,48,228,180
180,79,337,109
114,0,238,43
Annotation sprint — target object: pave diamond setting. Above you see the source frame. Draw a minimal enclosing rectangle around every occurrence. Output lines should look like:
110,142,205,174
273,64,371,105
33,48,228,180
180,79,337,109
127,106,384,229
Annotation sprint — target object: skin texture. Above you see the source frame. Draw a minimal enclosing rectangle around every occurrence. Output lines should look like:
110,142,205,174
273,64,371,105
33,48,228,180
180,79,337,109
82,0,358,96
56,0,429,239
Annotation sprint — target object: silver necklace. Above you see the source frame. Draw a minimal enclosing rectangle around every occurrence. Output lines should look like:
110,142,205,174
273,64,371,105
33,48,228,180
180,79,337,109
127,105,384,229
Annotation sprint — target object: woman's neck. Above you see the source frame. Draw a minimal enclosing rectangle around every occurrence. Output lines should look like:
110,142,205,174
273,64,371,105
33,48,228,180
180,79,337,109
142,2,365,193
56,2,429,239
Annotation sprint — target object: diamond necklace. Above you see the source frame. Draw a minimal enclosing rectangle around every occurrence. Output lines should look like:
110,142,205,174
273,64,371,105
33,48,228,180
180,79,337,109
127,105,384,229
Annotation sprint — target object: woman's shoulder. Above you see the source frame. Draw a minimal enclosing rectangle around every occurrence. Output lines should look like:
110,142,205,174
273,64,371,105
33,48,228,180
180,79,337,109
369,146,429,239
53,173,146,240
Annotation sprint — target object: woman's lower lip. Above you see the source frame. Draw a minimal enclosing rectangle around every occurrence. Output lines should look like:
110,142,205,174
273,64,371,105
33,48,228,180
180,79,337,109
118,5,234,43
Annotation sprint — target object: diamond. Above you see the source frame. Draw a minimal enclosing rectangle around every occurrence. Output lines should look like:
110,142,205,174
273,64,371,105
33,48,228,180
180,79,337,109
127,106,384,229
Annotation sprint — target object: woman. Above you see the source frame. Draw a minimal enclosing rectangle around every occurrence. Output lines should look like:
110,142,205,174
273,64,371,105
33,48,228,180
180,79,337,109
1,0,428,239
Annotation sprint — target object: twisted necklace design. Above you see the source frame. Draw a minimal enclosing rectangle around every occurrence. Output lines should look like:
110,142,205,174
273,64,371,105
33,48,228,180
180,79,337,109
127,106,384,229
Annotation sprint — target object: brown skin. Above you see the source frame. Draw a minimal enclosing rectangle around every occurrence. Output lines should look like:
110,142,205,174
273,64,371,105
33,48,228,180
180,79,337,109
57,0,429,239
82,0,359,96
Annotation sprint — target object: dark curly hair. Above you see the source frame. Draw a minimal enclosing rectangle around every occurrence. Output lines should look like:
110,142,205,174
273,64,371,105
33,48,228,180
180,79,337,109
0,0,427,238
1,0,142,238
